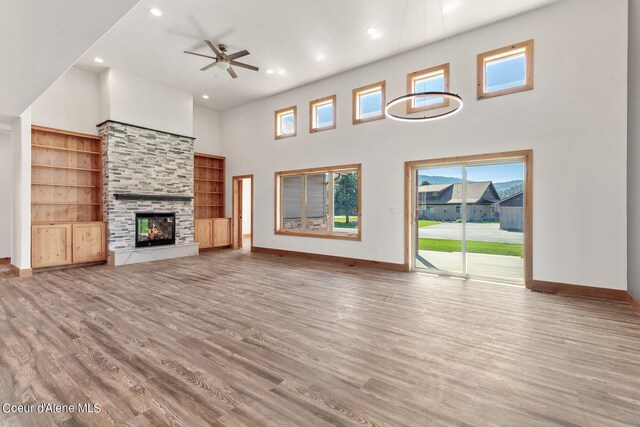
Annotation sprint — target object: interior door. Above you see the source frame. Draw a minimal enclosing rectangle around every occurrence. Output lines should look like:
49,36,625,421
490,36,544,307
238,180,243,247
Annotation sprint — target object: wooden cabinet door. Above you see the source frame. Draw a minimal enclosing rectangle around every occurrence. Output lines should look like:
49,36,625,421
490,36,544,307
195,219,213,249
213,218,231,247
72,222,107,263
32,224,73,268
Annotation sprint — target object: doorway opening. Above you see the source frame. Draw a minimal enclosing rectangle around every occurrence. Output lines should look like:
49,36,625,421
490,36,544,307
405,151,532,287
232,175,254,250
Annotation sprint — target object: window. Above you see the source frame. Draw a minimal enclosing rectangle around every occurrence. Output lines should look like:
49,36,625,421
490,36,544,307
310,95,336,133
407,63,450,113
275,105,297,139
477,40,533,99
432,192,439,196
455,206,461,214
276,164,361,240
352,81,386,124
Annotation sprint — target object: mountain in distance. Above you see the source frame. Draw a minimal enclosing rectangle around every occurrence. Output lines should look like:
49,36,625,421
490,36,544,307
418,175,462,185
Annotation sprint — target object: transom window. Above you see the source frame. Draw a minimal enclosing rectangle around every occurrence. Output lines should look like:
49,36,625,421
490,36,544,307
477,40,534,100
352,81,386,124
310,95,336,133
275,164,361,240
275,105,297,139
407,63,450,113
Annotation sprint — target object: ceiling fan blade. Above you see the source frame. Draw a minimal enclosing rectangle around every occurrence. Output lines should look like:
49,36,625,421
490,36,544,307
227,67,238,79
184,51,217,60
230,61,259,72
200,62,218,71
204,40,222,56
226,50,249,61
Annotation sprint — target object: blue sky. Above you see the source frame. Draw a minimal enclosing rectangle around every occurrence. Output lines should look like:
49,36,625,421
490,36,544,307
317,103,333,127
361,91,381,116
419,162,524,183
486,53,526,92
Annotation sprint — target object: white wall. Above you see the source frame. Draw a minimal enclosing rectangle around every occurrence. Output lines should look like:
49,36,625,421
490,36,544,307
31,67,100,135
100,68,194,136
242,178,252,235
0,131,12,258
11,109,31,270
221,0,628,290
629,0,640,300
193,105,222,154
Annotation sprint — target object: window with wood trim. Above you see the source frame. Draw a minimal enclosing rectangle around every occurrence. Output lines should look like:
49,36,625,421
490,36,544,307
275,164,361,240
275,105,297,139
352,81,386,124
407,63,450,113
309,95,336,133
477,40,534,100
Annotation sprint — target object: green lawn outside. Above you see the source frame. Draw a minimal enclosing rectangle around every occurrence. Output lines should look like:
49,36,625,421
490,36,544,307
419,238,523,257
334,216,358,229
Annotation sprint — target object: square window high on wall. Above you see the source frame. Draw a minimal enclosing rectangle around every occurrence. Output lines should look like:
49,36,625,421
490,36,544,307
275,105,297,139
352,81,386,124
407,63,450,113
310,95,337,133
477,40,533,100
275,164,361,240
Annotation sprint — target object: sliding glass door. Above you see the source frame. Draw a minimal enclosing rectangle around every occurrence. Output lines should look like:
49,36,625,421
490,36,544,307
413,159,525,283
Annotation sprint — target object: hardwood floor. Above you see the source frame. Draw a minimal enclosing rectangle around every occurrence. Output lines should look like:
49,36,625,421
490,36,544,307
0,251,639,426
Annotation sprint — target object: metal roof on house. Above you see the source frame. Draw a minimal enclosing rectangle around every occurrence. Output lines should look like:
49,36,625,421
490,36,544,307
418,181,500,205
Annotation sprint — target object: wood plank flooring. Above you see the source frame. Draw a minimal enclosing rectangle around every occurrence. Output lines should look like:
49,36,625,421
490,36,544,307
0,250,639,426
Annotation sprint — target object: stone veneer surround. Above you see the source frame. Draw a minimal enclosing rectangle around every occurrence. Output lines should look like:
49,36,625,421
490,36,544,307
98,121,196,260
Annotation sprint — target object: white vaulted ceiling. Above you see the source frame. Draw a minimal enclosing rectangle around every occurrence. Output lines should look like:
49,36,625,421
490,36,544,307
0,0,140,122
75,0,563,111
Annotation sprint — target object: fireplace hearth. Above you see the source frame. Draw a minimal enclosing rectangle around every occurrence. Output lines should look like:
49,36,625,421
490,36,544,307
135,213,176,247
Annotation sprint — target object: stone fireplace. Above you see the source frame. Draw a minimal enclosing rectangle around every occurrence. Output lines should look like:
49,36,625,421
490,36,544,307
98,121,198,265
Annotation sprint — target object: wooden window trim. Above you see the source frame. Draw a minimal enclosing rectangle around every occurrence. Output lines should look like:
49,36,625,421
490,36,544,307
309,95,337,133
274,163,362,241
406,63,450,113
352,81,386,125
274,105,297,140
477,39,534,100
404,150,533,287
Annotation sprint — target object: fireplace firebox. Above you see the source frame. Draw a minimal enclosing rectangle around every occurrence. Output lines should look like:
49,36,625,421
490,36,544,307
135,213,176,247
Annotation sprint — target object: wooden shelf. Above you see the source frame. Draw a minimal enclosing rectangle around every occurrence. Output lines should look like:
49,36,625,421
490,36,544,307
32,183,99,188
194,153,225,221
33,164,101,172
32,144,100,155
195,165,224,170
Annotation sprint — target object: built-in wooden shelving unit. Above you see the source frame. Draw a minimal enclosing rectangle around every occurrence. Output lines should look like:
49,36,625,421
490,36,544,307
30,125,106,268
194,153,231,249
194,153,225,220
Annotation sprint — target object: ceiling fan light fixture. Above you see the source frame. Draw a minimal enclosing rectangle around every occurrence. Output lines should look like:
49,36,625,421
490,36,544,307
216,60,231,70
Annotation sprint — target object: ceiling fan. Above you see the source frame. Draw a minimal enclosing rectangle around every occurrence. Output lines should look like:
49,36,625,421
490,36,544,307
184,41,259,79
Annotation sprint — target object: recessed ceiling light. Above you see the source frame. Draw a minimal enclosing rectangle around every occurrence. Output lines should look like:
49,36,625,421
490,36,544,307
94,57,104,63
202,95,209,99
150,8,163,16
315,53,326,61
366,27,377,35
266,69,275,74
